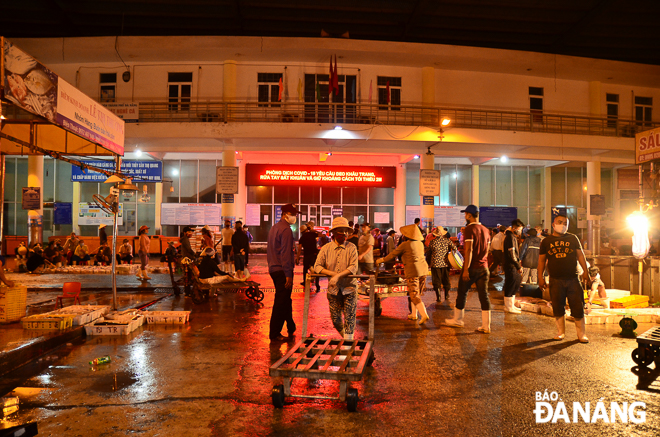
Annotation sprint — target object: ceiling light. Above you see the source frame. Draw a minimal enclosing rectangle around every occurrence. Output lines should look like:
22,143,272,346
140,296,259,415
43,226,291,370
500,155,508,163
334,126,343,130
453,173,457,179
171,168,179,176
414,155,420,159
441,118,451,126
135,149,142,157
327,152,333,156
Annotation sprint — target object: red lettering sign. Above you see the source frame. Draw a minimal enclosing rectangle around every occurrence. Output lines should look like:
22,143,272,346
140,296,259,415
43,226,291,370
245,164,396,188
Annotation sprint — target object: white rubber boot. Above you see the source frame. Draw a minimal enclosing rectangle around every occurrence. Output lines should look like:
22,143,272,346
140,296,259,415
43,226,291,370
416,302,429,324
408,301,418,320
504,296,522,314
554,316,566,340
575,318,589,343
141,269,152,280
476,310,491,333
442,308,465,327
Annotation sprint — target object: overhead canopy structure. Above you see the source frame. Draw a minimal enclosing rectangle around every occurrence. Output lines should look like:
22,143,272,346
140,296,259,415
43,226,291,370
1,37,125,160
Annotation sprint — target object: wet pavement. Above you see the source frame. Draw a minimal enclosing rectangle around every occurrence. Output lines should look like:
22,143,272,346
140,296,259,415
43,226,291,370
1,256,659,436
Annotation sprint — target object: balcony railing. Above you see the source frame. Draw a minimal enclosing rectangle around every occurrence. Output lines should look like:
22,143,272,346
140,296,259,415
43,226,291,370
136,100,658,138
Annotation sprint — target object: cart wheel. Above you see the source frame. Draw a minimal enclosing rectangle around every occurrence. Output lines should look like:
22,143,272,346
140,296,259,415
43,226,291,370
191,284,209,305
253,288,265,303
346,388,359,412
272,384,285,408
632,347,654,367
245,286,255,299
367,352,376,367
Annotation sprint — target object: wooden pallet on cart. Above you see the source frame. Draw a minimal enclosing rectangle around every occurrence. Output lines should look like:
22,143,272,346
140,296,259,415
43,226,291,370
269,274,376,412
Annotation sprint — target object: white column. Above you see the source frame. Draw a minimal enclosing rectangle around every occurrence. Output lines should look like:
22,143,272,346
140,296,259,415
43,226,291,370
420,153,435,234
73,182,81,235
394,163,406,231
154,183,163,235
587,161,601,254
471,165,479,206
27,155,44,246
236,158,246,222
222,146,236,224
544,167,552,231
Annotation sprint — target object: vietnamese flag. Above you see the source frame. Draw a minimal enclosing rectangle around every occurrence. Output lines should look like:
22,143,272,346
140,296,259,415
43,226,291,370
333,55,339,95
278,77,283,101
329,55,334,95
386,80,390,104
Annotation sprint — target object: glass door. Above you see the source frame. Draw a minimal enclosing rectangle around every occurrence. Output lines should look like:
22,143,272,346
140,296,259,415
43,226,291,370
319,205,333,228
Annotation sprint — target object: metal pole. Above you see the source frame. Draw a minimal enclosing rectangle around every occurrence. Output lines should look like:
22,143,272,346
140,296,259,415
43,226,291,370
638,163,643,295
111,155,121,311
0,154,4,255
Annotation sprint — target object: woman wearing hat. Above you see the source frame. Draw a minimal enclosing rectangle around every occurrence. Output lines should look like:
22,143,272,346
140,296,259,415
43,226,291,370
136,225,151,280
314,217,359,340
376,224,430,324
198,247,233,285
427,226,457,302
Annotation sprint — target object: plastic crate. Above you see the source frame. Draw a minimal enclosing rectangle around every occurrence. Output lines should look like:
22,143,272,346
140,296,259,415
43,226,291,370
140,311,190,324
610,295,649,309
21,315,74,330
0,285,28,324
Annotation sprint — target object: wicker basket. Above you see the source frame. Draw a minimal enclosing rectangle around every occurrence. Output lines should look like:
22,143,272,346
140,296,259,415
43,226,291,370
0,285,28,324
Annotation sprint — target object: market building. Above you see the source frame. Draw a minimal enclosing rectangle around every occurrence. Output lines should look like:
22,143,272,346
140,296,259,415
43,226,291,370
2,35,659,249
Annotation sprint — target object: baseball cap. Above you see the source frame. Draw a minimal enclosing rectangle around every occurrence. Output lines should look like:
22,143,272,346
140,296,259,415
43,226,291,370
182,226,193,233
460,205,479,215
281,203,301,215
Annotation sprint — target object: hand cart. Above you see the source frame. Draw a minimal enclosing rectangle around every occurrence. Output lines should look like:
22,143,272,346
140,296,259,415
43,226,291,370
181,257,264,304
358,281,412,317
631,325,660,368
269,273,376,412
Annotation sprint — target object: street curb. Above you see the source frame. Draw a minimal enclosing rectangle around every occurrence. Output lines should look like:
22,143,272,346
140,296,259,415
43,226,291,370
0,293,172,378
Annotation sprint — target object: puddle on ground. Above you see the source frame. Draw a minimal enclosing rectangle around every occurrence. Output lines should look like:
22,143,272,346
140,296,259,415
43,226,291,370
89,371,138,393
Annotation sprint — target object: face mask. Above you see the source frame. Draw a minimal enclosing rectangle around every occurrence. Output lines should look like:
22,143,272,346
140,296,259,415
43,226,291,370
334,234,346,244
553,224,568,235
285,215,297,225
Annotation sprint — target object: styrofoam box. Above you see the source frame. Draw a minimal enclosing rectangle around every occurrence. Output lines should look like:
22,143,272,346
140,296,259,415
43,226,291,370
520,303,542,314
140,311,190,324
84,315,144,336
47,305,110,326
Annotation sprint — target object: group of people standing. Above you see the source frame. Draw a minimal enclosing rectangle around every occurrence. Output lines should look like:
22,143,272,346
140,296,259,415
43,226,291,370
267,202,593,345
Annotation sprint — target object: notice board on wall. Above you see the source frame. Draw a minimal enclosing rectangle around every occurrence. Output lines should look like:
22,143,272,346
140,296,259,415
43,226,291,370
404,205,466,228
161,204,223,225
479,207,518,228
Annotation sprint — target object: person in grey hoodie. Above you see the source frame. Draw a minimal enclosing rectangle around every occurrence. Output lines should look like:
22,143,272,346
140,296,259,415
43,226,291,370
520,228,542,284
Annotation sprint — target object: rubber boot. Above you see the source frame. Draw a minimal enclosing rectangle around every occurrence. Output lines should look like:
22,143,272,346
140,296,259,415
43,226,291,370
575,318,589,343
416,302,429,324
504,296,521,314
476,310,491,333
408,301,418,320
554,316,566,340
442,308,465,327
344,332,354,341
135,270,143,279
141,269,152,280
434,288,441,302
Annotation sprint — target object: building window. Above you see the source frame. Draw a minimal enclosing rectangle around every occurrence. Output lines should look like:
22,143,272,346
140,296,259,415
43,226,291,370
257,73,283,108
168,72,193,111
529,87,543,123
99,73,117,103
635,96,653,127
606,93,619,128
377,76,401,110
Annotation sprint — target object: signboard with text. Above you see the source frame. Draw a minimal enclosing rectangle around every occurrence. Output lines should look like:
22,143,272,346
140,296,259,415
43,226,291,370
636,129,660,164
102,103,139,122
79,203,123,226
161,203,223,226
478,207,518,228
216,166,239,194
419,169,440,196
246,164,396,188
22,187,41,210
54,202,73,225
71,160,162,182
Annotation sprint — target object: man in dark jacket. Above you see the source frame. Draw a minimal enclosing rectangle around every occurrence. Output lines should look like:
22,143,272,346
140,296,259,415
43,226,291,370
520,228,541,284
231,220,250,280
179,226,196,260
503,219,525,313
